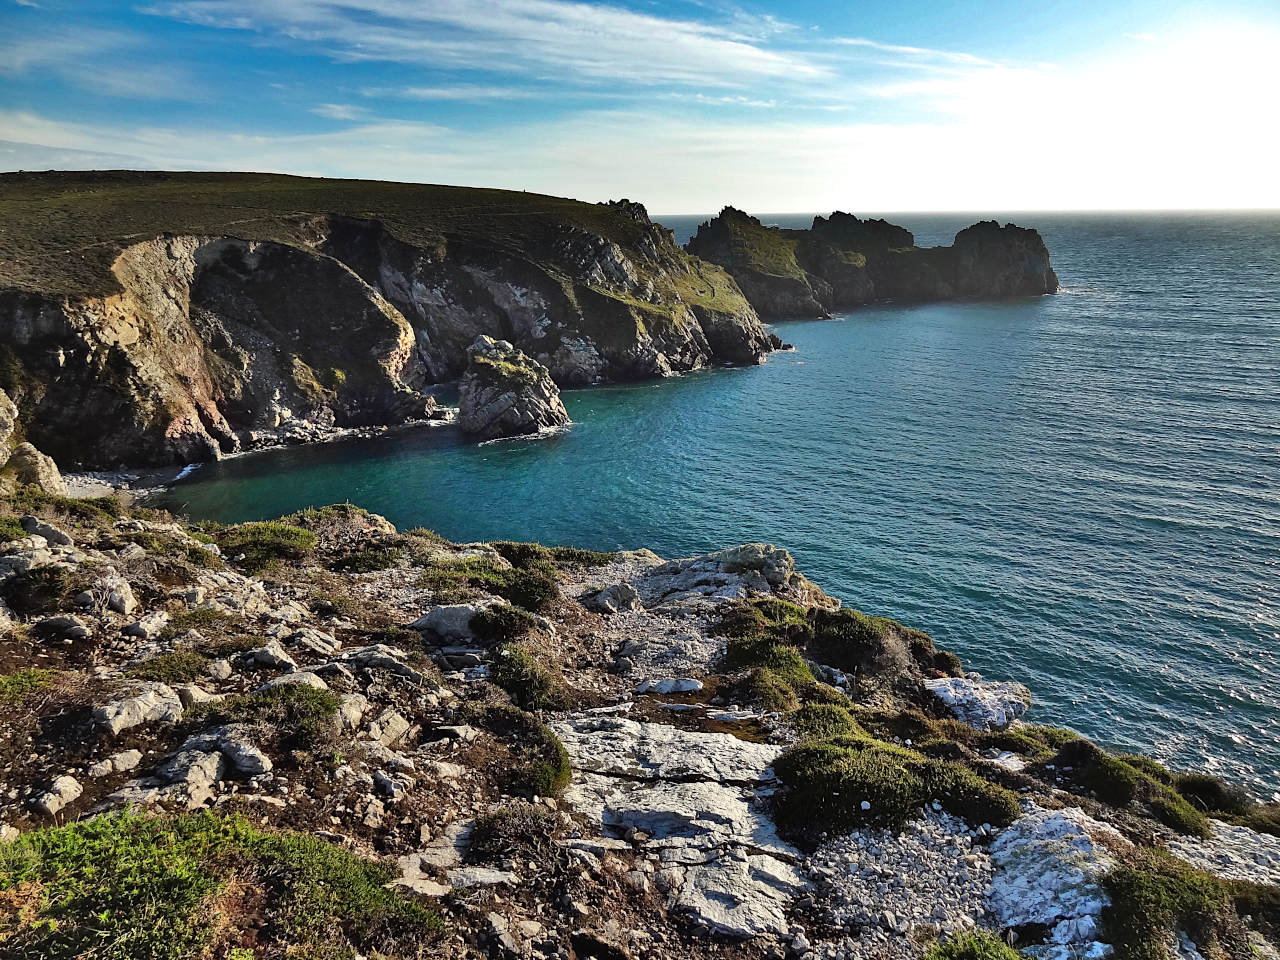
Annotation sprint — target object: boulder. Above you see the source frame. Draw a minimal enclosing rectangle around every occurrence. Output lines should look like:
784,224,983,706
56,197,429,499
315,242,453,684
584,582,642,614
19,516,73,547
0,389,17,452
924,675,1032,731
5,442,68,496
457,337,570,441
94,683,185,735
33,775,82,816
410,603,483,640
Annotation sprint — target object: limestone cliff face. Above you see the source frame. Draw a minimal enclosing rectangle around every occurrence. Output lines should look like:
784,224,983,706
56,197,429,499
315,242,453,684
686,208,1059,319
0,191,773,469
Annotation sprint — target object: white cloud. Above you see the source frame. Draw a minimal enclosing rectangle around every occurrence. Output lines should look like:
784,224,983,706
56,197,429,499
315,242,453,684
0,27,199,99
140,0,825,87
310,103,366,120
12,0,39,7
363,84,542,102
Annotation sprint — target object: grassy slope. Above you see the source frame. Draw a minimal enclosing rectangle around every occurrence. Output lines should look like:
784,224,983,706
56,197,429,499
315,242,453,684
0,170,675,299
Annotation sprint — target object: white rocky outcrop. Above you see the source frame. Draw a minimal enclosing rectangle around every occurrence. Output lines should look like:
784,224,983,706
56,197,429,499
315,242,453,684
552,715,807,938
94,683,185,736
925,675,1032,731
987,806,1130,958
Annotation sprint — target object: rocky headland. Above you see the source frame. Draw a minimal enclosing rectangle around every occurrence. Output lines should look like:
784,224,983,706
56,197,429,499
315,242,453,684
458,337,571,441
686,208,1059,318
0,460,1276,960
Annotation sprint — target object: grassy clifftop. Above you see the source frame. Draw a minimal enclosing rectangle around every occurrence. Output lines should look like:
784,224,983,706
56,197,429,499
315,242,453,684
0,171,680,299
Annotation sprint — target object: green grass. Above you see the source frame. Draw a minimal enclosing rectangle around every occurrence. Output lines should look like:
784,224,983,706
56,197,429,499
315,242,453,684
0,517,25,542
0,808,440,960
488,644,572,711
924,931,1021,960
0,669,56,709
127,650,210,685
788,702,864,741
329,546,402,573
213,521,317,573
470,603,538,645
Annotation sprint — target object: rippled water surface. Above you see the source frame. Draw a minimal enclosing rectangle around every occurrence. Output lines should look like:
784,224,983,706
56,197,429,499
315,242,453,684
158,212,1280,795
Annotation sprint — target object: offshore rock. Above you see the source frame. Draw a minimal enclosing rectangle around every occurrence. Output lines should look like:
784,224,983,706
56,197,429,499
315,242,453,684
457,337,570,440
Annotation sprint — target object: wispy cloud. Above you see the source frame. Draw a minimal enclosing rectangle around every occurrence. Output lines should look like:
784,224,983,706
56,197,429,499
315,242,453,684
833,36,1002,69
363,84,543,102
12,0,39,7
310,103,366,120
0,27,199,100
140,0,826,86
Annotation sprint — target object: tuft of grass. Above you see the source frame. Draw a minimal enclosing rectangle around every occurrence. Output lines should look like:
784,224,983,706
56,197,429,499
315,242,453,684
128,650,210,685
0,516,25,543
547,545,616,568
0,669,56,709
213,521,317,573
722,634,814,689
158,607,234,643
924,931,1021,960
0,808,440,960
191,685,342,751
738,667,800,713
488,644,572,711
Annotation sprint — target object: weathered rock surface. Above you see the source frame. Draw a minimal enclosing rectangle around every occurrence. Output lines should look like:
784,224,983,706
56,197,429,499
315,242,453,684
925,675,1032,731
5,442,68,495
1168,819,1280,884
457,337,570,440
986,806,1128,957
94,683,185,736
687,207,1058,319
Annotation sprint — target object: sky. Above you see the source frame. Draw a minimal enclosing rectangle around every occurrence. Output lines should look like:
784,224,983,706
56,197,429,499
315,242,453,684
1,0,1279,212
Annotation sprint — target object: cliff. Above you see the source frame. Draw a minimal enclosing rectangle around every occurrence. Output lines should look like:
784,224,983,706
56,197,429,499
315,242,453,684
0,173,774,468
686,208,1060,318
0,492,1276,960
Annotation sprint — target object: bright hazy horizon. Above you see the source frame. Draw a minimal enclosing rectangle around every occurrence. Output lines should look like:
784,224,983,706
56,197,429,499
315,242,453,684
2,0,1279,212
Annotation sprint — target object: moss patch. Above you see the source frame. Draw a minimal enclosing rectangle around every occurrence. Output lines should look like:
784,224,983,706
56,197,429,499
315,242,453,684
924,931,1021,960
0,669,56,709
214,521,317,574
128,650,210,685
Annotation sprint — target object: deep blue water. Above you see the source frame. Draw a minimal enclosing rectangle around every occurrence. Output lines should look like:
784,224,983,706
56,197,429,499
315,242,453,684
156,212,1280,797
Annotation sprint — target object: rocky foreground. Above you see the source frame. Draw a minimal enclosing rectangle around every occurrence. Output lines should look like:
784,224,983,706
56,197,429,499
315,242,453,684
0,467,1278,960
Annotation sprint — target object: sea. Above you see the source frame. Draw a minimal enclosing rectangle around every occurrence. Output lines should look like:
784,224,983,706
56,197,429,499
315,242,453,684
154,211,1280,797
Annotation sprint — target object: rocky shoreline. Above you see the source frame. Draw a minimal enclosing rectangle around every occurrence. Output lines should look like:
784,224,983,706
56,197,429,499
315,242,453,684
0,458,1276,960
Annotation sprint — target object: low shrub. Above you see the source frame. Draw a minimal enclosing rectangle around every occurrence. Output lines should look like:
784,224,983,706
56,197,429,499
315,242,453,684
737,667,800,713
488,644,572,711
8,486,123,523
471,603,538,645
1102,850,1235,960
773,736,1021,835
547,545,616,567
1049,739,1143,806
330,546,402,573
0,565,89,615
192,685,342,750
416,556,558,611
215,521,317,573
158,607,234,642
722,635,814,688
925,931,1021,960
1149,790,1210,839
1173,772,1254,817
476,705,572,798
0,515,25,542
128,650,210,685
0,808,440,960
469,802,557,862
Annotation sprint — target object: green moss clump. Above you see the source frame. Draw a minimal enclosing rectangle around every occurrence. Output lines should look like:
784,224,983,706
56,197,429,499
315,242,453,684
0,668,56,708
192,685,342,750
330,546,402,573
924,931,1021,960
738,667,801,713
773,736,1021,834
475,705,572,798
416,556,558,611
1102,850,1235,960
1173,773,1254,817
471,603,538,645
488,644,572,711
214,521,317,573
128,650,210,685
0,516,26,542
788,702,864,741
0,808,440,960
722,634,814,688
547,545,616,568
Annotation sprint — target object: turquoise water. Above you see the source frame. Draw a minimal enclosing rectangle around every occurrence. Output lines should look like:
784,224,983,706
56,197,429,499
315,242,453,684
157,212,1280,796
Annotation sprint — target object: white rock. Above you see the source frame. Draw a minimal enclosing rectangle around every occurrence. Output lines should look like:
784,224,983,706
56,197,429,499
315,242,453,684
34,775,82,816
94,683,184,736
925,675,1032,731
1168,819,1280,885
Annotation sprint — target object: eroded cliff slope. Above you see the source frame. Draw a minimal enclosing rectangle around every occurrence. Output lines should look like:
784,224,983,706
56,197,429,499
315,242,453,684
0,173,773,468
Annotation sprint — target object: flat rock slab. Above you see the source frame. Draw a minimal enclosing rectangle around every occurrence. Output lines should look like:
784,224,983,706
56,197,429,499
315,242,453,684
1168,819,1280,885
554,714,806,938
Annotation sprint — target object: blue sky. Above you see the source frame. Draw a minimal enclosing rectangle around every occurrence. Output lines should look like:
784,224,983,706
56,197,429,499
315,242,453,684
2,0,1278,211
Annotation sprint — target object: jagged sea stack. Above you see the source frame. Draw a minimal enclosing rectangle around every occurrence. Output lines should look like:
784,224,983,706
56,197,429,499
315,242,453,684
457,336,571,441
